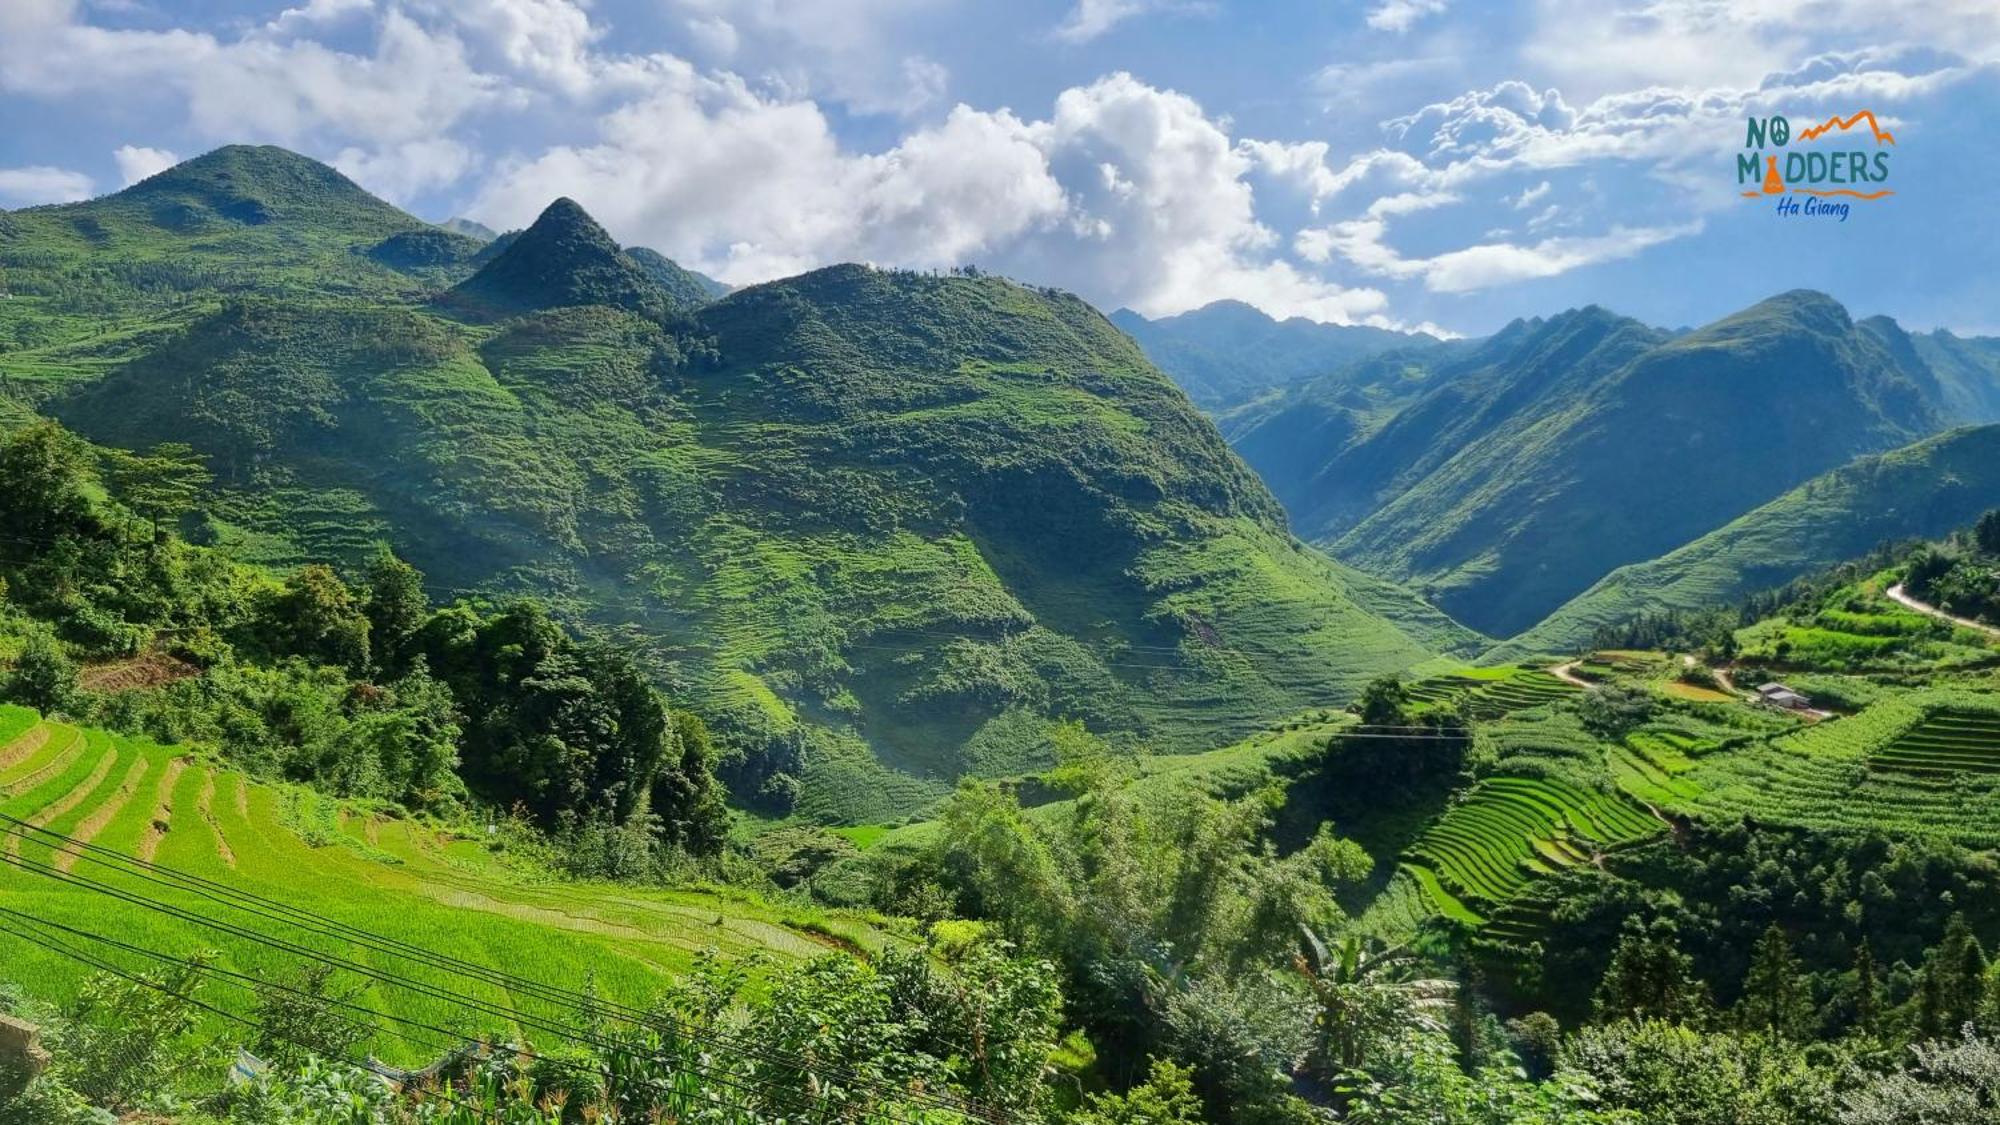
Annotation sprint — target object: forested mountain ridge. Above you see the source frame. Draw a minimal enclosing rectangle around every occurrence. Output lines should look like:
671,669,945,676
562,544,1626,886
1490,422,2000,659
444,197,679,319
0,146,1473,825
1207,289,1993,639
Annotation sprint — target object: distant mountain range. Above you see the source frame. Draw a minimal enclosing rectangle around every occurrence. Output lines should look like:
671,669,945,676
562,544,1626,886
1128,292,2000,642
1110,300,1436,409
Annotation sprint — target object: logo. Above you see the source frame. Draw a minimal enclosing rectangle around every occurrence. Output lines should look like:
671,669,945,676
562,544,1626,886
1738,111,1895,222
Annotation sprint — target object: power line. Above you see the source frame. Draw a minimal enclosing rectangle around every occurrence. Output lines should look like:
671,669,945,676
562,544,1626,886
0,853,885,1120
0,907,780,1123
0,912,517,1123
0,820,996,1122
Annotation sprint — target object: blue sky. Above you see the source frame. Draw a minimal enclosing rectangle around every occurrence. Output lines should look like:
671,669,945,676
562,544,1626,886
1,0,1995,336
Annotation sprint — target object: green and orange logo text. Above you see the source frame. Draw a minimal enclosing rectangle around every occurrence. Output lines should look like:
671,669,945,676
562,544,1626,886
1738,111,1895,220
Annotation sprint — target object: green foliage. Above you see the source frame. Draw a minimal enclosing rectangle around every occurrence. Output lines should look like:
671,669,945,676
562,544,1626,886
99,442,208,538
1559,1019,1835,1125
48,958,209,1112
1840,1031,2000,1125
1358,674,1412,727
1737,925,1812,1041
6,629,76,714
361,548,426,678
412,602,677,831
250,964,368,1072
1593,918,1711,1026
254,564,370,672
1073,1057,1205,1125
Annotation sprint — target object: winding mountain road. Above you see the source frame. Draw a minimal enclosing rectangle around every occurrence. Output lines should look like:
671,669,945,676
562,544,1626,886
1550,660,1592,688
1886,583,2000,639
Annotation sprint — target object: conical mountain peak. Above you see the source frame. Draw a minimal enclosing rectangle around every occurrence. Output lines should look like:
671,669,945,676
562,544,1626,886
446,197,675,319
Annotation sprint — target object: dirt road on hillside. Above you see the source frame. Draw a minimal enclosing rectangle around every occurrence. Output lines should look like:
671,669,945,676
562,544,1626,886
1886,583,2000,639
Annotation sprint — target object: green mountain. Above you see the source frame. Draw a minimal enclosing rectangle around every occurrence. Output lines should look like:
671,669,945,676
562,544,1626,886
1236,310,1649,539
1491,423,2000,658
1112,300,1434,408
445,197,677,319
1240,291,1976,637
2,147,1474,823
440,216,499,242
627,246,730,307
1908,327,2000,423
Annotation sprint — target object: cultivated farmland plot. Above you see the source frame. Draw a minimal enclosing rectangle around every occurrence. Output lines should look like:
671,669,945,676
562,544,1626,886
1405,667,1579,719
1671,689,2000,843
1401,776,1659,922
0,705,899,1064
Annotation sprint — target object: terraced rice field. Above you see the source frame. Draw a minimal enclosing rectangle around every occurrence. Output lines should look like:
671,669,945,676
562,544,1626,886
1674,693,2000,844
1406,668,1578,719
1403,777,1660,913
1609,730,1709,804
0,706,899,1063
1870,710,2000,776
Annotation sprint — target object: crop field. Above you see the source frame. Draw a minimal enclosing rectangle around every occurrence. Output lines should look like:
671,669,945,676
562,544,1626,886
1870,710,2000,776
1406,666,1578,718
1671,690,2000,844
0,706,900,1064
1401,777,1659,912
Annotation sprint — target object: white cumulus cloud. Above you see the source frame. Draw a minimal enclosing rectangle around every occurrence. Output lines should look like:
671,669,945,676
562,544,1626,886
0,165,93,206
113,145,179,186
1366,0,1448,34
472,70,1390,324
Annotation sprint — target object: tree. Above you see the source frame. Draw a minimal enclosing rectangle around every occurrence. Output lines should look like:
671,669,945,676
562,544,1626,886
256,565,369,672
1976,509,2000,557
413,601,687,828
100,442,209,541
650,711,729,855
49,959,207,1111
1075,1058,1205,1125
1577,683,1655,737
1357,674,1411,727
4,631,76,715
360,547,427,678
0,421,95,542
1737,924,1812,1041
1917,913,1987,1038
1297,925,1456,1077
1594,917,1710,1026
1852,938,1882,1041
251,964,368,1071
1840,1031,2000,1125
1906,546,1956,598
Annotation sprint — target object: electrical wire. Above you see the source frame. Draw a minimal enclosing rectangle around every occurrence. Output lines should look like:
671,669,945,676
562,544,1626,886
0,825,997,1122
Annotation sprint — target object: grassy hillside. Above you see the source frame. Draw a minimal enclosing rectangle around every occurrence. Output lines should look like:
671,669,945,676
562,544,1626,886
0,705,896,1064
1494,424,2000,659
1111,300,1433,408
3,148,1474,824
